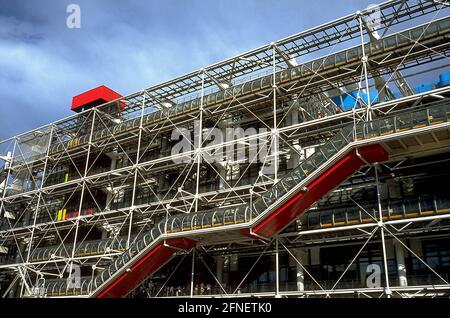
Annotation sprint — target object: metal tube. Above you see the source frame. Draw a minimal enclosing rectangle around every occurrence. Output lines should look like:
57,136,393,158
359,14,373,122
0,139,17,218
272,45,279,182
195,71,205,213
275,237,280,297
375,164,391,297
127,92,147,248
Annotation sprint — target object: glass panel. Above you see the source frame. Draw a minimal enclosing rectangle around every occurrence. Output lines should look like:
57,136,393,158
273,182,288,198
252,78,262,91
282,175,297,188
323,56,333,68
312,61,322,72
395,113,412,131
291,66,301,79
364,120,380,138
233,85,242,96
420,196,434,212
261,75,272,88
308,212,320,226
335,52,346,64
235,209,246,222
223,211,234,224
202,213,212,227
301,159,316,175
192,215,200,228
303,62,313,75
320,211,332,226
384,36,397,49
321,142,338,158
404,199,419,214
436,197,450,210
425,24,439,36
152,225,161,237
292,166,306,181
191,99,199,109
411,28,424,41
347,47,359,61
224,88,233,99
397,30,410,45
274,72,281,83
330,132,347,149
310,151,327,167
334,209,346,223
347,207,361,222
212,211,224,226
371,41,382,53
137,240,145,252
412,109,428,127
429,105,445,123
216,91,224,102
207,94,216,105
439,19,450,32
281,70,291,82
379,117,395,134
182,216,191,230
243,82,252,94
253,200,268,215
158,221,165,234
171,218,181,232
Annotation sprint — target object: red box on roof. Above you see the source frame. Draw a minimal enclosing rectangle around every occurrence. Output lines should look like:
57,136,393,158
71,85,124,112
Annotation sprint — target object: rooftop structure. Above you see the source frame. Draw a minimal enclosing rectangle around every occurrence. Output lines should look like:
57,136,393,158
71,85,124,113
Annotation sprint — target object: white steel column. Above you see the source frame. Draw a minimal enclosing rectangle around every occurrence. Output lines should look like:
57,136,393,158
194,71,205,213
0,140,17,219
190,248,196,298
358,12,373,122
272,45,279,182
394,240,408,287
0,140,17,296
275,237,280,297
126,92,146,248
375,164,391,297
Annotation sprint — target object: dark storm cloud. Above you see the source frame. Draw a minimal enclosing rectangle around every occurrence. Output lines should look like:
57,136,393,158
0,0,375,141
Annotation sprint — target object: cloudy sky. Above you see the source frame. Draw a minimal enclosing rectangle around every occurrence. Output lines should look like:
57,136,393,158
0,0,385,141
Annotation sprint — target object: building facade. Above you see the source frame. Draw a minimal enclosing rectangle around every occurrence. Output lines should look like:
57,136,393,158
1,0,450,298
